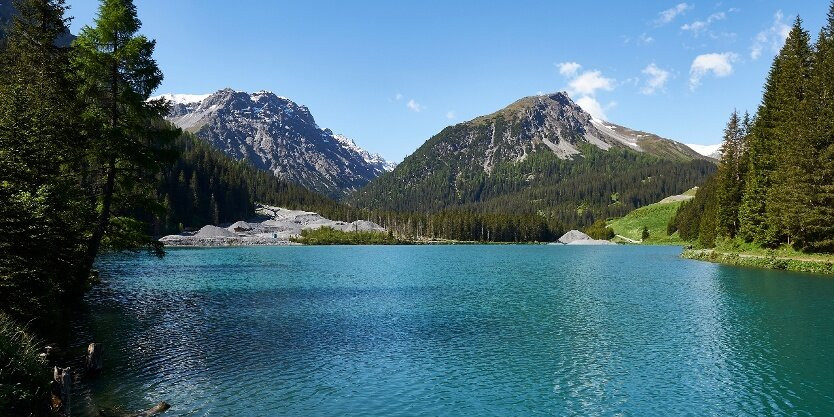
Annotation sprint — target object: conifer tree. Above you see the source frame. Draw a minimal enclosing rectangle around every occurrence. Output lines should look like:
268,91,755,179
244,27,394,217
802,2,834,251
765,17,813,247
716,111,744,237
740,17,812,246
0,0,90,321
72,0,179,275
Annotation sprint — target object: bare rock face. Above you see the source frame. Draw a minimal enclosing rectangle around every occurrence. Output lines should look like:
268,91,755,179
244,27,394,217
154,89,395,197
555,230,616,245
557,230,594,244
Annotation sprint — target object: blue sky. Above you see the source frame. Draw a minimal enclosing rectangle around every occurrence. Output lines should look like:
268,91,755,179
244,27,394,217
66,1,828,161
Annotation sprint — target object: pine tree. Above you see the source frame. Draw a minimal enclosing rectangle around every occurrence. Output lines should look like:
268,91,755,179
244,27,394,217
802,2,834,251
72,0,179,274
765,17,814,247
716,111,744,237
0,0,90,321
740,17,813,246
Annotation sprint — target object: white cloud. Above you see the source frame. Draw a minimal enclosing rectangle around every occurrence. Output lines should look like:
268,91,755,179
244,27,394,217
656,3,693,25
689,52,737,90
407,99,424,112
575,96,616,120
681,11,727,35
557,62,582,77
641,63,671,95
557,62,616,119
568,70,615,96
638,33,655,44
394,93,403,101
446,111,456,120
751,10,791,60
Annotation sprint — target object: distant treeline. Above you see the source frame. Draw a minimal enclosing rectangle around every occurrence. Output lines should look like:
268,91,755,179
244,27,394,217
670,10,834,252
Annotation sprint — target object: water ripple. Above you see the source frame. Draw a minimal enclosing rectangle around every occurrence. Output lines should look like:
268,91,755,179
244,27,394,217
71,245,834,416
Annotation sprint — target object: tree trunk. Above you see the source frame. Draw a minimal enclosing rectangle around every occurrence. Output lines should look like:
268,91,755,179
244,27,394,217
81,157,117,278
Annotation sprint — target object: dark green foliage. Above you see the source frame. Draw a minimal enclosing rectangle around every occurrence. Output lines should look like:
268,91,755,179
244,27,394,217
763,17,814,247
670,177,718,245
586,219,615,240
641,226,650,240
715,111,749,238
0,0,91,323
0,313,51,417
802,6,834,252
72,0,180,267
680,7,834,253
291,226,401,245
347,210,563,243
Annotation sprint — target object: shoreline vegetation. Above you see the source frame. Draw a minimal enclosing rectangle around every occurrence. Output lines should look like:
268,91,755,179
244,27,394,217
682,248,834,276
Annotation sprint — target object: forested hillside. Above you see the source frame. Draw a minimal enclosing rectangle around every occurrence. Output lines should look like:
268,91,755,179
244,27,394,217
350,94,716,228
150,132,356,235
671,11,834,253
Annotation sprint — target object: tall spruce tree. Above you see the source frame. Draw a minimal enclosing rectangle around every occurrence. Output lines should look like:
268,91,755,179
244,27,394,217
739,17,812,246
765,17,813,247
0,0,90,322
716,111,744,238
72,0,179,276
803,3,834,251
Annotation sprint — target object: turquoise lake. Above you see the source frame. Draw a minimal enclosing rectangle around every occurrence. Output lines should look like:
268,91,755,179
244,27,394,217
77,245,834,416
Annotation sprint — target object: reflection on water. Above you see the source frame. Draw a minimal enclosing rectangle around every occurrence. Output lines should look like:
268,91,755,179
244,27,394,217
74,245,834,416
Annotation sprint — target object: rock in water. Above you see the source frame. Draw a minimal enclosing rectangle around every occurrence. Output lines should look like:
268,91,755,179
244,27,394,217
86,343,103,373
557,230,594,244
555,230,616,245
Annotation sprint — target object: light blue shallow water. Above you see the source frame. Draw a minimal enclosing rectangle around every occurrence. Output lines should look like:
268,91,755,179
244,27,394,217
77,245,834,416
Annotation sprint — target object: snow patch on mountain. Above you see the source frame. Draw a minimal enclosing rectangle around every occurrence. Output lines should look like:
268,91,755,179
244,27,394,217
685,143,722,159
151,93,211,105
333,134,397,172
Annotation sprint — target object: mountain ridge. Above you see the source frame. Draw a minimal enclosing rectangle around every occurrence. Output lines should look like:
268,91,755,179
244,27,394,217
350,92,716,226
152,89,395,197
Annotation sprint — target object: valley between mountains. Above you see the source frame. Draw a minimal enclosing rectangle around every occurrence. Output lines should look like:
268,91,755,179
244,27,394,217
154,89,718,241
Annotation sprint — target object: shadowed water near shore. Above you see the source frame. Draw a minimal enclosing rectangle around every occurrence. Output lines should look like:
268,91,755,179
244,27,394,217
74,245,834,416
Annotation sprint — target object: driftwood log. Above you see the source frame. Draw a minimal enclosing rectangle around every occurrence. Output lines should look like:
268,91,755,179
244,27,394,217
86,342,104,373
51,366,71,416
134,402,171,417
99,401,171,417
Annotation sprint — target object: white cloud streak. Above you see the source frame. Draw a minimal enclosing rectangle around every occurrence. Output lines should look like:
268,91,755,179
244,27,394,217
568,70,615,96
656,3,693,25
689,52,737,90
681,11,727,35
557,62,582,77
751,10,790,60
407,99,424,112
641,63,671,95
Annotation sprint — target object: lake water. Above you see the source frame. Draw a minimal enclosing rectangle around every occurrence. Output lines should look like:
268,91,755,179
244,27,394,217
76,245,834,416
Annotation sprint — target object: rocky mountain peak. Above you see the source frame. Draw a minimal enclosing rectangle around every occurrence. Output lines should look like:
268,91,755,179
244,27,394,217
153,89,394,196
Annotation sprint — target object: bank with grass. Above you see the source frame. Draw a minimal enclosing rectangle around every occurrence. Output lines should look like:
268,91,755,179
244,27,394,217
682,239,834,276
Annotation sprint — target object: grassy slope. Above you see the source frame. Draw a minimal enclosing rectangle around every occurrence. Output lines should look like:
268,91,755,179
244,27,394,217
607,188,697,244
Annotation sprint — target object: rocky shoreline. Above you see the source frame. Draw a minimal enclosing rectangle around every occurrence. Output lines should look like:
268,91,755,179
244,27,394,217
159,205,386,247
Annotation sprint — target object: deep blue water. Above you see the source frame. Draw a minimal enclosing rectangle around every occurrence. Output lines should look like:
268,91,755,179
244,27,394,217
76,245,834,416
